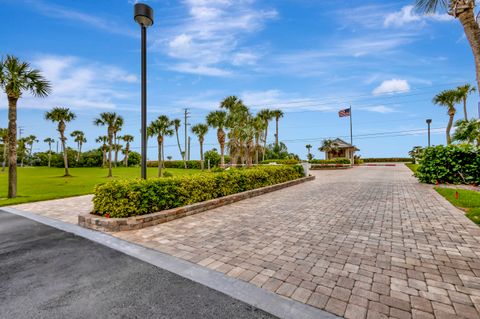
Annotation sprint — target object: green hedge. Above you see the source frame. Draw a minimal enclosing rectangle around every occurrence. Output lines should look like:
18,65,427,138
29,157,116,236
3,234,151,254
416,144,479,185
261,159,300,165
309,158,351,164
362,158,413,163
93,166,304,218
147,160,202,169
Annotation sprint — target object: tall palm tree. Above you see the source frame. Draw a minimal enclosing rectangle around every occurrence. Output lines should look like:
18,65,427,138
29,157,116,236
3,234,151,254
70,130,86,162
44,137,54,168
456,84,476,120
112,116,124,167
25,135,37,157
191,123,209,170
206,110,228,167
272,109,284,147
306,144,313,160
0,55,51,197
45,107,76,176
94,112,120,177
171,118,186,168
122,134,134,166
433,89,460,144
148,115,173,177
257,109,274,161
415,1,480,94
0,128,8,172
95,135,108,168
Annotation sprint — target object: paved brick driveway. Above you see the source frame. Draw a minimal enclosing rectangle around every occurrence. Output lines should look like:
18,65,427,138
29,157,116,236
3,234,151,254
114,166,480,319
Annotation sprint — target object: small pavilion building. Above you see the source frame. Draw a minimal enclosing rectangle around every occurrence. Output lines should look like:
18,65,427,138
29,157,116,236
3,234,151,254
323,138,359,161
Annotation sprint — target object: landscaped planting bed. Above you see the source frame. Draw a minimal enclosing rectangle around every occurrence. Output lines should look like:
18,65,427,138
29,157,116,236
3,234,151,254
81,166,311,231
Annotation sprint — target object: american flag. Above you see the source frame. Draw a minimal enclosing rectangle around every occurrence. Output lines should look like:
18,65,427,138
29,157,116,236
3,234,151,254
338,108,351,117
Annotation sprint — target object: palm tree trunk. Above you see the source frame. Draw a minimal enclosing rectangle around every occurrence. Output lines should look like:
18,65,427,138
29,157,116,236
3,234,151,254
48,145,51,168
102,147,106,168
263,125,268,161
113,133,118,168
463,97,468,120
158,139,162,177
7,97,17,198
61,135,70,176
446,114,454,145
200,141,204,170
78,143,82,162
3,141,8,171
458,9,480,106
107,135,113,177
124,144,129,166
175,128,186,168
275,118,279,146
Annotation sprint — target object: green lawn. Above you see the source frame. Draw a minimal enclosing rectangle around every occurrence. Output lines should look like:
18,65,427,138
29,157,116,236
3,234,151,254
435,187,480,225
405,163,419,173
0,167,202,206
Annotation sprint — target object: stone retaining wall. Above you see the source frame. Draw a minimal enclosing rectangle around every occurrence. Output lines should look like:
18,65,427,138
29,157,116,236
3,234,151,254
79,175,315,232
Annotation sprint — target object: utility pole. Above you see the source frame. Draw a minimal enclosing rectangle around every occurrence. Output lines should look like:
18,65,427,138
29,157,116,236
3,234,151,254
184,108,190,163
188,136,191,161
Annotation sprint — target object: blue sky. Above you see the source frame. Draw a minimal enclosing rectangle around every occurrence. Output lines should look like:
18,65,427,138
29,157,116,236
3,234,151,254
0,0,477,160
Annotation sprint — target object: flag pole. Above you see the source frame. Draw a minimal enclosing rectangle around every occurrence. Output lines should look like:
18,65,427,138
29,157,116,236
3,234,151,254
349,106,353,164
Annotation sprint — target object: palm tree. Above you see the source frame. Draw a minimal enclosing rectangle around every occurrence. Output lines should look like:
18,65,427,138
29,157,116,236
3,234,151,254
433,89,460,144
25,135,37,157
252,115,266,165
171,118,186,168
0,128,8,172
112,116,124,167
191,123,209,170
45,107,76,176
415,1,480,95
206,110,228,167
148,115,174,177
18,138,28,167
95,135,108,167
44,137,54,168
257,109,274,161
70,130,86,162
319,139,340,160
272,109,284,147
306,144,313,161
456,84,476,120
453,119,480,145
122,135,134,166
0,55,51,197
94,112,120,177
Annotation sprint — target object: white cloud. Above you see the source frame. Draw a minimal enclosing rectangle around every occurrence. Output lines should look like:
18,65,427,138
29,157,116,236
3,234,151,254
157,0,277,76
372,79,410,95
384,5,452,28
11,55,138,111
358,105,398,114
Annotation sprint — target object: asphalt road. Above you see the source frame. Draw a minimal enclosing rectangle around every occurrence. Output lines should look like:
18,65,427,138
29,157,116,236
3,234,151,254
0,210,277,319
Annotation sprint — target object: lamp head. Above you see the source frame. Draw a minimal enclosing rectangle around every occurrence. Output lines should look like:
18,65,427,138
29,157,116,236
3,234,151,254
426,119,432,124
134,3,154,27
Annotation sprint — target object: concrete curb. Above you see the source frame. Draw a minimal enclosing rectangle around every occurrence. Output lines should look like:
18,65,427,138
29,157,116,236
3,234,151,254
2,207,339,319
81,175,316,232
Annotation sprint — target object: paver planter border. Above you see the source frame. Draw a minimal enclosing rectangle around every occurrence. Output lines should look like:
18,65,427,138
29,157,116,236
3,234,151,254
79,175,315,232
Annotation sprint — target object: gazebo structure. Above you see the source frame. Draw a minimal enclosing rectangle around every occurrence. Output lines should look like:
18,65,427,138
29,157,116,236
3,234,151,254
323,138,359,161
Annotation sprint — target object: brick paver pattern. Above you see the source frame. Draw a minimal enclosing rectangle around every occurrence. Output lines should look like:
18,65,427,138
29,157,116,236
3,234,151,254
10,166,480,318
114,166,480,319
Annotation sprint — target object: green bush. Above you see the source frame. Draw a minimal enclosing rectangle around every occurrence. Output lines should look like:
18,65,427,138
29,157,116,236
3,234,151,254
93,166,303,218
261,159,300,165
416,144,479,185
309,158,351,164
147,160,202,169
362,158,413,163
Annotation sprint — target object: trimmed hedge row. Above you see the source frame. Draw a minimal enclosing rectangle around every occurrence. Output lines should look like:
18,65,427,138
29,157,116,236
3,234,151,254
260,159,300,165
362,158,413,163
93,166,304,218
147,160,202,169
309,158,351,164
416,144,479,185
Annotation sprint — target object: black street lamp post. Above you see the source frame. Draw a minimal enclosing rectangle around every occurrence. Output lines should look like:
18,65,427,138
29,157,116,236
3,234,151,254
134,3,154,179
426,119,432,147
